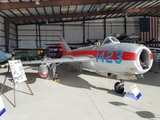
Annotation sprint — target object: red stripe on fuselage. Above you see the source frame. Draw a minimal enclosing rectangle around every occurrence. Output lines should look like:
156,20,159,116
64,50,137,60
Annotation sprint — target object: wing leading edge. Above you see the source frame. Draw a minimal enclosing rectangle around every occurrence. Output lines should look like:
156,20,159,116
21,56,92,65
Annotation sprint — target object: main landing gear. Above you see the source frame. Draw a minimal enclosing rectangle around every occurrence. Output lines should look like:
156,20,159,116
114,80,125,94
52,63,60,82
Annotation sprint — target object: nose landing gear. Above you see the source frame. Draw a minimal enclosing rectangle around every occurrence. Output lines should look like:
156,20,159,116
114,80,125,94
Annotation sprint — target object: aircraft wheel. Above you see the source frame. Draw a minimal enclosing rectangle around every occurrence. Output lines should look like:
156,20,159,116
114,82,124,94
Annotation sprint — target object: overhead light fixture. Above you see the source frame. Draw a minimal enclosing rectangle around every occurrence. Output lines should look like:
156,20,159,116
67,18,72,20
101,15,106,18
95,15,101,18
145,1,158,6
35,0,40,5
13,10,28,14
62,18,72,21
61,8,75,11
105,4,118,8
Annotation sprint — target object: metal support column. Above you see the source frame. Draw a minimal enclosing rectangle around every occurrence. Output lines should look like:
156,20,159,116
104,18,106,39
15,25,18,49
83,21,85,43
4,18,9,52
38,24,41,48
124,17,127,34
62,22,65,38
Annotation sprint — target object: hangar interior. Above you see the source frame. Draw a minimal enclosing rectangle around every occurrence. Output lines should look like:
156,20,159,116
0,0,160,120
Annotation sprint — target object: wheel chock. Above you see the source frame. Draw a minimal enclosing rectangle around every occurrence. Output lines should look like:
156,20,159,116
54,78,60,82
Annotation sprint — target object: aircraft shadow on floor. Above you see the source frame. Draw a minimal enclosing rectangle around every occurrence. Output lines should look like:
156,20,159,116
55,66,125,97
109,101,160,119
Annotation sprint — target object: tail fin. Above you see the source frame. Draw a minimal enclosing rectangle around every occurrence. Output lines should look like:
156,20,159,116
58,36,71,55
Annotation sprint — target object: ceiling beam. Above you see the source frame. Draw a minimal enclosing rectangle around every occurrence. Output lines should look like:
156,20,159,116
0,0,144,10
7,7,160,22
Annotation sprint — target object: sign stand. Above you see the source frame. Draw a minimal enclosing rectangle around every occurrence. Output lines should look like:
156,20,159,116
0,60,33,107
123,84,142,100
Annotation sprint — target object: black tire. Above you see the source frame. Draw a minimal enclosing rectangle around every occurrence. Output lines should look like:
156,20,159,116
114,82,124,94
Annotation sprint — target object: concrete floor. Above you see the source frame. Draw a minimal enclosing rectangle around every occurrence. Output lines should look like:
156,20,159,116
0,62,160,120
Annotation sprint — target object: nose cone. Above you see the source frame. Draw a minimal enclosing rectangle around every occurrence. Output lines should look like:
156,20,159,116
136,46,153,73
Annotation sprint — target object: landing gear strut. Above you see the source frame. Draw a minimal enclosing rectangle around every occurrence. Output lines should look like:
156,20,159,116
114,80,125,94
52,63,60,82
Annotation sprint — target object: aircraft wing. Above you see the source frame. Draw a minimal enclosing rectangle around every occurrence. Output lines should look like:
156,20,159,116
21,56,92,65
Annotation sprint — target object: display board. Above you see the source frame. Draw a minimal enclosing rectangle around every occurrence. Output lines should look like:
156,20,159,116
0,96,6,117
8,60,27,84
124,84,142,100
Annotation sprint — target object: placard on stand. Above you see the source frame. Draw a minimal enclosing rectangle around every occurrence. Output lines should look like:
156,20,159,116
123,84,142,100
0,96,6,118
0,60,33,107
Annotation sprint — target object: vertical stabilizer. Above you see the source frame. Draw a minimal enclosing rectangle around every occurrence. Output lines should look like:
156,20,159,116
58,36,71,55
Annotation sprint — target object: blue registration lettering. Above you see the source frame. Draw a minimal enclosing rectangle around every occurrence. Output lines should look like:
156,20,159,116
115,50,123,64
106,50,113,63
100,51,105,62
96,50,123,64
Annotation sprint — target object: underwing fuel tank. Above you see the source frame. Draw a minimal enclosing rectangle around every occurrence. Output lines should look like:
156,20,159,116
38,64,49,78
37,57,53,78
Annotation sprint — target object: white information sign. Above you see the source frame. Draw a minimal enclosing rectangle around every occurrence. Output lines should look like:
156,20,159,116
124,84,142,100
8,60,27,84
0,96,6,117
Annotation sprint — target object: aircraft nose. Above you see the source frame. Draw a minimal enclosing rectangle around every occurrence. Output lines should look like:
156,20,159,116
137,47,153,71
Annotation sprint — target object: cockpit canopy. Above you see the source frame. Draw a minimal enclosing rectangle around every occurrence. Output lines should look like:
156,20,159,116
102,36,120,45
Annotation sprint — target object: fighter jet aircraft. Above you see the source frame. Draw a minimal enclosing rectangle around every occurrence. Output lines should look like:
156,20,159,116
22,36,153,94
0,49,12,63
12,49,44,61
